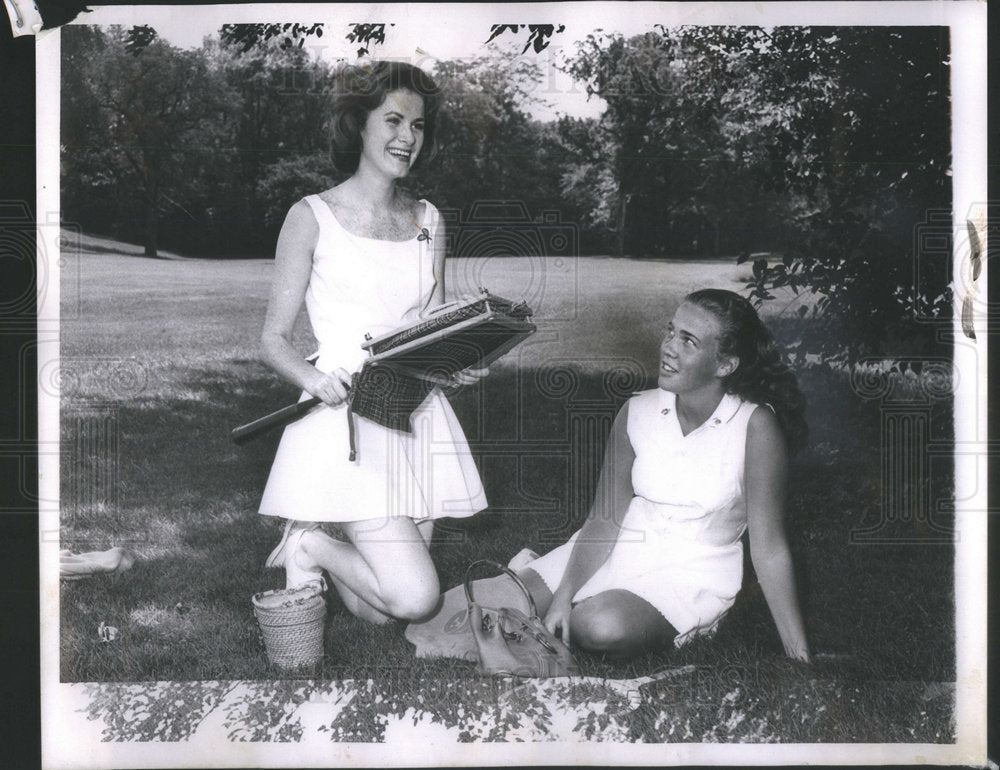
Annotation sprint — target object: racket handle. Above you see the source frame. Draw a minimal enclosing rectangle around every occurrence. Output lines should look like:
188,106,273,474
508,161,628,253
231,396,322,444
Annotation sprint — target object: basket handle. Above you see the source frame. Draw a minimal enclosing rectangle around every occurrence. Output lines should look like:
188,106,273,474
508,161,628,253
463,559,538,618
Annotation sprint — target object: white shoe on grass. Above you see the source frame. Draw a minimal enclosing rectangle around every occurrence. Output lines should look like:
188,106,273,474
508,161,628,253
265,519,327,591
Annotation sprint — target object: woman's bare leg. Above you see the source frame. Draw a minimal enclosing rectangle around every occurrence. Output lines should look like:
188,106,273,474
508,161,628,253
568,590,677,658
296,517,440,621
319,519,435,624
513,573,676,658
323,572,394,625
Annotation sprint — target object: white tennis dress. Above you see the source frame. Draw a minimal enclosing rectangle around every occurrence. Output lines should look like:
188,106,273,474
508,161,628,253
258,195,488,523
528,388,760,646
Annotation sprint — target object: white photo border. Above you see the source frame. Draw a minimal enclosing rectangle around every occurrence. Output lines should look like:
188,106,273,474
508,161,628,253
37,2,988,767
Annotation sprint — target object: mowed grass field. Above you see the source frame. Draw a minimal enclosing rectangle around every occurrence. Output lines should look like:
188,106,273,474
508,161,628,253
58,233,955,742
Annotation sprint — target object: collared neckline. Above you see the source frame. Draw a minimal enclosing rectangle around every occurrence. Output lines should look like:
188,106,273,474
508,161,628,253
657,388,676,417
656,388,743,430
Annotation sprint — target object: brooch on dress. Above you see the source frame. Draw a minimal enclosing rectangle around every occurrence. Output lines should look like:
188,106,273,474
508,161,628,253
416,227,431,242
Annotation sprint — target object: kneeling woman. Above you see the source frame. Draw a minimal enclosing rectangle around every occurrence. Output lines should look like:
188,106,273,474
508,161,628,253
258,62,487,625
519,289,810,661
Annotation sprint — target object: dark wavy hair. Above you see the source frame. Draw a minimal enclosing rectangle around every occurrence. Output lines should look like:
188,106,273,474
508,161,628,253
327,61,441,174
686,288,809,452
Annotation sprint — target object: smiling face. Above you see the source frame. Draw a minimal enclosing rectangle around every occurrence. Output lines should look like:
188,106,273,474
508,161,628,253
358,88,425,180
658,302,738,394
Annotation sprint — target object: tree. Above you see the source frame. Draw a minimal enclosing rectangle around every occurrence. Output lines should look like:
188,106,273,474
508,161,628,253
552,115,620,254
563,26,951,365
715,27,952,366
563,30,782,258
417,53,567,219
219,23,325,53
204,34,335,253
64,26,233,257
62,26,120,236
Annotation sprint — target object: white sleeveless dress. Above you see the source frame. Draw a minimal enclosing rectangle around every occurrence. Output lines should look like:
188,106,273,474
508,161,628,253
258,195,488,523
528,388,760,646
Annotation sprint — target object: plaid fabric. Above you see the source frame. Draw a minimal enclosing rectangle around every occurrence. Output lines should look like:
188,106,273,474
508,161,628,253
349,362,436,433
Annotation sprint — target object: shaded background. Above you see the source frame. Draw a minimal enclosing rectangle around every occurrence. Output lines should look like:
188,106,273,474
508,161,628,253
59,22,954,368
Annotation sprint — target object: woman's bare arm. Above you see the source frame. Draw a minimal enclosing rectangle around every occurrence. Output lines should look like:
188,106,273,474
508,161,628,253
427,205,446,309
260,200,351,405
544,402,635,642
745,406,810,661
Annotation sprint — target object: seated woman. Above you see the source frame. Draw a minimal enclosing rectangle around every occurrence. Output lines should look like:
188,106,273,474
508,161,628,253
517,288,811,661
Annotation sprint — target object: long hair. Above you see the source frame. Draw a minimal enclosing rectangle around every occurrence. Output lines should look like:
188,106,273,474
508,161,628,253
686,288,809,452
328,61,441,174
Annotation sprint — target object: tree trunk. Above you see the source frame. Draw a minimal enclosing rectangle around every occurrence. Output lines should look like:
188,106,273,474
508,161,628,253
615,149,630,259
616,191,631,259
143,191,159,258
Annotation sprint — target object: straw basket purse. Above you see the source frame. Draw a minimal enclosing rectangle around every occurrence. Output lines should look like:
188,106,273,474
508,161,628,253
252,580,326,669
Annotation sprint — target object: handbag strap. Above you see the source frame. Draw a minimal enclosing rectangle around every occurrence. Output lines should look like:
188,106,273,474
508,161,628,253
463,559,538,618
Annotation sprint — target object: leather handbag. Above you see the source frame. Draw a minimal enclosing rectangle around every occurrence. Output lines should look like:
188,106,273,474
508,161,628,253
465,560,581,678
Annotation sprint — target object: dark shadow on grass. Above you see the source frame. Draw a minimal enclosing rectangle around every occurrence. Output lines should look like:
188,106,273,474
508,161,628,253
60,359,955,687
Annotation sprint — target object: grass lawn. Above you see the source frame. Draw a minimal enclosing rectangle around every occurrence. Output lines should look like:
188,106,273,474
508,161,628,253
58,235,956,742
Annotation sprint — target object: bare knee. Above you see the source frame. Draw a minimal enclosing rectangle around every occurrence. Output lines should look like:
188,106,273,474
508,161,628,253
570,610,636,657
380,579,440,621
